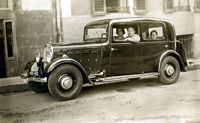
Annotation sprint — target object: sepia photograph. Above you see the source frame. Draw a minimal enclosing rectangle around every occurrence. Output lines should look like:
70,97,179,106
0,0,200,122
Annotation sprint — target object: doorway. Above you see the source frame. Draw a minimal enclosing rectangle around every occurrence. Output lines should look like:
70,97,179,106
0,20,18,78
0,21,6,77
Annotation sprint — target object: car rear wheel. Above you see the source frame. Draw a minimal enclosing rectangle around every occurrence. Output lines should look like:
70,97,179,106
158,56,180,85
28,81,48,93
48,64,83,101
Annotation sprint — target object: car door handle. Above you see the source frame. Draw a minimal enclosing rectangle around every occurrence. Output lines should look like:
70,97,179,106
164,44,169,48
111,48,118,51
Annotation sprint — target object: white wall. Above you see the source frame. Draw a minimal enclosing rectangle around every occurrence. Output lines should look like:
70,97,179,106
194,14,200,57
21,0,52,11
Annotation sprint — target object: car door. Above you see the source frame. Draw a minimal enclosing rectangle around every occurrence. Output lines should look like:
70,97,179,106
140,21,169,73
108,42,142,76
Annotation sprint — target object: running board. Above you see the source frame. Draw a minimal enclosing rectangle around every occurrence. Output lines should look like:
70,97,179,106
83,72,158,87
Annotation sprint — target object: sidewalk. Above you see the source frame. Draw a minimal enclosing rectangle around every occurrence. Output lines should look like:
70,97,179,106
0,76,30,94
187,58,200,70
0,58,200,94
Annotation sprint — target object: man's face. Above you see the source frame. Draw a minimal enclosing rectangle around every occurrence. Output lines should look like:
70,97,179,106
127,27,135,37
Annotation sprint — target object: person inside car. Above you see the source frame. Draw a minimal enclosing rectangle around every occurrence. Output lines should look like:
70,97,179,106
150,30,158,40
125,27,140,43
142,32,147,40
142,30,150,40
114,28,125,40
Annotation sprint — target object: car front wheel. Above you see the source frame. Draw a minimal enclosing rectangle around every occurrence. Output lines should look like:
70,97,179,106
158,56,180,85
48,64,83,101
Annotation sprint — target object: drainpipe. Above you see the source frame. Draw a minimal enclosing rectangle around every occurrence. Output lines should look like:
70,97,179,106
55,0,63,43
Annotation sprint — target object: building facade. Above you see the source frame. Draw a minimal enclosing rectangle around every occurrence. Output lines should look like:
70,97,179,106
0,0,57,78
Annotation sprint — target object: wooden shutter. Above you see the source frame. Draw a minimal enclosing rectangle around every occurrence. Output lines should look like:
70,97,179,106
164,0,174,13
0,0,12,10
0,0,8,9
92,0,106,15
134,0,147,14
195,0,200,12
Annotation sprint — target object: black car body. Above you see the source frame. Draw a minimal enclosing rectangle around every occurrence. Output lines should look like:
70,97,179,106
22,18,188,100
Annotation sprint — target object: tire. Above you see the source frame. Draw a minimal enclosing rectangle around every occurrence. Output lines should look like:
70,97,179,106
48,64,83,101
28,81,48,93
158,56,180,85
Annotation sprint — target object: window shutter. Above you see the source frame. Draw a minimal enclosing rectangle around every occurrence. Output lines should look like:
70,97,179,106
134,0,147,14
0,0,8,8
92,0,106,15
195,0,200,12
164,0,174,13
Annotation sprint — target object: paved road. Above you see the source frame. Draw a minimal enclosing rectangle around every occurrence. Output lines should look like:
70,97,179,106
1,70,200,123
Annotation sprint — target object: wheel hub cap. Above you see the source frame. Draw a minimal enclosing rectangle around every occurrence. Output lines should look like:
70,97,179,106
165,64,175,76
59,75,73,90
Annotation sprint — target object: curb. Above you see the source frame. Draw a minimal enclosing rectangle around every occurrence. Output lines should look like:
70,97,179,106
0,83,30,94
0,77,30,94
187,63,200,71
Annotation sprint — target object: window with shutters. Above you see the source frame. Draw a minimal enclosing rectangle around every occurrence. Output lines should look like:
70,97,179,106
134,0,147,14
178,0,190,11
164,0,191,13
93,0,106,15
195,0,200,12
173,0,190,11
0,0,12,10
92,0,128,15
164,0,174,13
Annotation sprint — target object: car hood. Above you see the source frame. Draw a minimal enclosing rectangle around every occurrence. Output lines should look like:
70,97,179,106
51,41,103,58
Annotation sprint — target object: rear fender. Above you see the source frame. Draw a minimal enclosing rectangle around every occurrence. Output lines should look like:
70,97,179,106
45,58,93,85
157,50,186,75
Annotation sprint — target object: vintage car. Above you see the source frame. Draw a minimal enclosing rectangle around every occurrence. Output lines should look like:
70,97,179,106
21,18,188,101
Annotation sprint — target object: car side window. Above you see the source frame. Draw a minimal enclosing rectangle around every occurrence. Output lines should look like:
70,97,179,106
112,23,140,43
141,22,166,41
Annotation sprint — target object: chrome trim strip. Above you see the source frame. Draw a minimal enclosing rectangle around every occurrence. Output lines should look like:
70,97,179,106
52,42,109,50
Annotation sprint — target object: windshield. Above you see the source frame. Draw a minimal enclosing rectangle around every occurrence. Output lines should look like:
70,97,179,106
84,24,108,42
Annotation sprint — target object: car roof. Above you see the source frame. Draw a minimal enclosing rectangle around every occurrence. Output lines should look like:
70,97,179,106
86,17,173,26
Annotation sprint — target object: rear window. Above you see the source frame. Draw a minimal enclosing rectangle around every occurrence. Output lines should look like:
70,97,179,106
141,22,166,41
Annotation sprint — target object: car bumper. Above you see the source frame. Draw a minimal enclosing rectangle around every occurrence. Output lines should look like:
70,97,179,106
21,72,47,83
21,63,47,83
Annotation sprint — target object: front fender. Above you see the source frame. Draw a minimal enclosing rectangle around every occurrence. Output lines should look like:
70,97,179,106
157,50,186,75
44,58,93,85
24,60,35,71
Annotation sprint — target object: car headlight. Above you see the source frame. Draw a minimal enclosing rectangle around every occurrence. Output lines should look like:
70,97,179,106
43,44,53,63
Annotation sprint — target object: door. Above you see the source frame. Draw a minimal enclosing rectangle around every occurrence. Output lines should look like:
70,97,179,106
0,21,6,78
108,23,142,76
109,42,142,75
1,20,18,77
140,21,168,72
